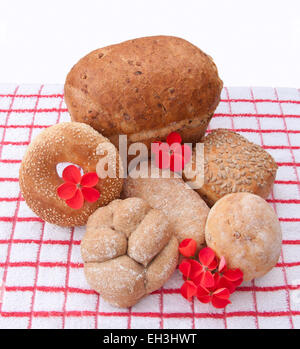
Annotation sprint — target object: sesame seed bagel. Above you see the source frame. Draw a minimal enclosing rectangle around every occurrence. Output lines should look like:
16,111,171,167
19,122,123,227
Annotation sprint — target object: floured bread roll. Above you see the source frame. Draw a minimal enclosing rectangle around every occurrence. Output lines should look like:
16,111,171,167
205,192,282,281
81,197,178,308
122,163,209,251
184,129,278,206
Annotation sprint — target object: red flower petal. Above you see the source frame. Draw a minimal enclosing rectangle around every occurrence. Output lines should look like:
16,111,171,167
57,182,77,200
188,259,203,280
218,256,227,273
151,141,163,155
200,270,215,289
179,239,197,257
62,165,81,184
179,259,203,280
154,147,170,169
196,285,211,304
211,296,231,309
166,132,182,146
81,187,100,203
169,142,183,155
80,172,99,187
180,281,197,301
217,277,237,294
211,288,231,308
65,189,84,209
223,268,243,282
179,259,191,278
182,144,192,165
212,272,221,289
170,153,184,172
213,287,230,300
198,247,216,268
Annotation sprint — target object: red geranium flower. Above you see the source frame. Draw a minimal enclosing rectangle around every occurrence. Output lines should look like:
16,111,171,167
57,165,100,209
217,268,244,294
179,259,203,281
197,285,231,308
179,238,197,257
151,132,192,172
180,280,197,301
177,239,244,309
196,247,218,288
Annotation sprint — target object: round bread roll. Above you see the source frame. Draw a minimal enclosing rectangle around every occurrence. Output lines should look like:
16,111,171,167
184,129,278,206
81,198,178,308
205,193,282,281
122,163,210,251
19,122,123,226
64,35,223,150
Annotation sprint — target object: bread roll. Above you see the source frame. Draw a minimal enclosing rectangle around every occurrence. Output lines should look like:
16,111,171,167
81,198,178,308
184,129,278,206
205,193,282,281
64,36,223,150
122,163,210,251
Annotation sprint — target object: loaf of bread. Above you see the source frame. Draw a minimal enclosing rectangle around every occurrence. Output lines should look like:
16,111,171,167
64,36,223,150
122,163,210,251
205,193,282,281
184,129,278,206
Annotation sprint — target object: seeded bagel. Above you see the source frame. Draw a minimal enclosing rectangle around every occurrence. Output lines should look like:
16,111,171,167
184,129,278,206
19,122,123,226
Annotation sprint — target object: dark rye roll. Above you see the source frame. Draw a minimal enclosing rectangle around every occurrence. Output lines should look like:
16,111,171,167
64,35,223,150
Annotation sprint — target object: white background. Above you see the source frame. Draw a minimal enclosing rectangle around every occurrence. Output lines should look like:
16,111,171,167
0,0,299,87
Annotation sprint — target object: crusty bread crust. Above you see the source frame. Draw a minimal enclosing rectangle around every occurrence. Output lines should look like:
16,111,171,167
19,122,123,227
64,35,222,147
184,129,278,206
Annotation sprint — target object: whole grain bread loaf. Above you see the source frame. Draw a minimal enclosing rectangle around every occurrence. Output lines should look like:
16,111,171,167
64,36,223,150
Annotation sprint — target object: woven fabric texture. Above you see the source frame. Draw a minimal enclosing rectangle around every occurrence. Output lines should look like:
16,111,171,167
0,84,299,329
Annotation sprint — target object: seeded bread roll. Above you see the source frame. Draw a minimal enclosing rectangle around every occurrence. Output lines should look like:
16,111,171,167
64,35,223,151
205,193,282,281
184,129,278,206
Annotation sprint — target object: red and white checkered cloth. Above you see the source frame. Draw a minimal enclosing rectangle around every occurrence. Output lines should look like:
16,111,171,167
0,84,299,329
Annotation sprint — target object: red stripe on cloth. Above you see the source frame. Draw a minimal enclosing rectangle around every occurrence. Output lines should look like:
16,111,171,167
0,93,64,98
0,239,81,245
220,98,300,105
214,113,300,119
1,93,299,104
3,283,298,296
0,108,68,113
27,87,63,329
250,88,263,329
62,227,75,329
1,310,300,319
0,86,21,318
0,262,84,268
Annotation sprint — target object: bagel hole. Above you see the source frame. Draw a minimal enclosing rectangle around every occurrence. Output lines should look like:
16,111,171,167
56,162,84,179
